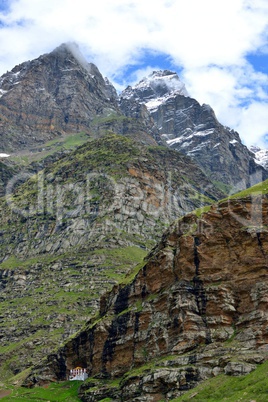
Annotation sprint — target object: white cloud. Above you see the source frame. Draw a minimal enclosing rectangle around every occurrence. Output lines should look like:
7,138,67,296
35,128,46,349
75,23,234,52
235,102,268,147
0,0,268,146
182,62,268,146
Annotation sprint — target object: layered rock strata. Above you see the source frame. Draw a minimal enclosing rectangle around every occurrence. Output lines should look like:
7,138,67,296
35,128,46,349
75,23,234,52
25,195,268,400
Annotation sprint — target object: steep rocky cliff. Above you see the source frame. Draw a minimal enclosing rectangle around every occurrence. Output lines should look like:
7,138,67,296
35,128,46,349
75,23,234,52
121,71,267,189
25,193,268,401
0,134,222,379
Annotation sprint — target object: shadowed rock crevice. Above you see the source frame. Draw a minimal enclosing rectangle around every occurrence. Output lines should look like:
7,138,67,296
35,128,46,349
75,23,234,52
192,236,211,345
257,231,267,260
114,285,131,315
102,312,131,376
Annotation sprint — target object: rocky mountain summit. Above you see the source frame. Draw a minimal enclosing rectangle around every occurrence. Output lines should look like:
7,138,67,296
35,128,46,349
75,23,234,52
121,70,189,108
121,71,267,189
24,194,268,401
0,44,111,150
0,43,159,153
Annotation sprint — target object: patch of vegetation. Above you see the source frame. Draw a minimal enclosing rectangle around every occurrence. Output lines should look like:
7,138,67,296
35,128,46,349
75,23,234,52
8,132,90,168
44,132,89,151
193,205,212,218
192,178,268,219
0,254,57,270
119,260,147,285
93,246,147,266
212,180,233,195
0,381,82,401
91,114,128,126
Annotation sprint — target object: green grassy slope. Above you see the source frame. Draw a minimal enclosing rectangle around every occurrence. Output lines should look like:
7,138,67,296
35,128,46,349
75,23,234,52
172,359,268,401
228,178,268,198
0,381,81,401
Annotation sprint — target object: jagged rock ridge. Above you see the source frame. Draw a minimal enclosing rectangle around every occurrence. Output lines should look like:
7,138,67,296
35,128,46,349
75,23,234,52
121,70,189,108
121,71,267,189
0,43,160,152
0,44,111,148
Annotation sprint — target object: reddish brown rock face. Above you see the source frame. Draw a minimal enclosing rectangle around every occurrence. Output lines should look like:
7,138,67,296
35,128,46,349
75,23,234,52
25,195,268,400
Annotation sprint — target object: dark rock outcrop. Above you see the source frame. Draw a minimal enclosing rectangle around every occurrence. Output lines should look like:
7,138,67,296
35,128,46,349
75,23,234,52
0,160,15,197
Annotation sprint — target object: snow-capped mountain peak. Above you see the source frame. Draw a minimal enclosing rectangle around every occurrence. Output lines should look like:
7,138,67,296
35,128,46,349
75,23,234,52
135,70,188,95
121,70,188,111
249,146,268,169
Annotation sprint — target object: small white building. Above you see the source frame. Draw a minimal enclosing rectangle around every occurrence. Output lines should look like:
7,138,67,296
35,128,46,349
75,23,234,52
69,367,88,381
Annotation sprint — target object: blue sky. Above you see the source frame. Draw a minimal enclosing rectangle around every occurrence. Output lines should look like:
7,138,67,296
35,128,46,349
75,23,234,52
246,53,268,74
0,1,9,12
0,0,268,147
117,50,181,86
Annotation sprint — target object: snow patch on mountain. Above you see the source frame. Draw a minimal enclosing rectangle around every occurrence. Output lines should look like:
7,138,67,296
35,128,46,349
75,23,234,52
0,89,8,98
12,70,21,78
166,128,215,147
187,141,211,154
145,97,166,111
250,146,268,169
136,70,188,95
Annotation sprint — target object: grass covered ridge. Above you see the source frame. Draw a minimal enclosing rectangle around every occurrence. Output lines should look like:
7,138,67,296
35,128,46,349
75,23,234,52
228,178,268,198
